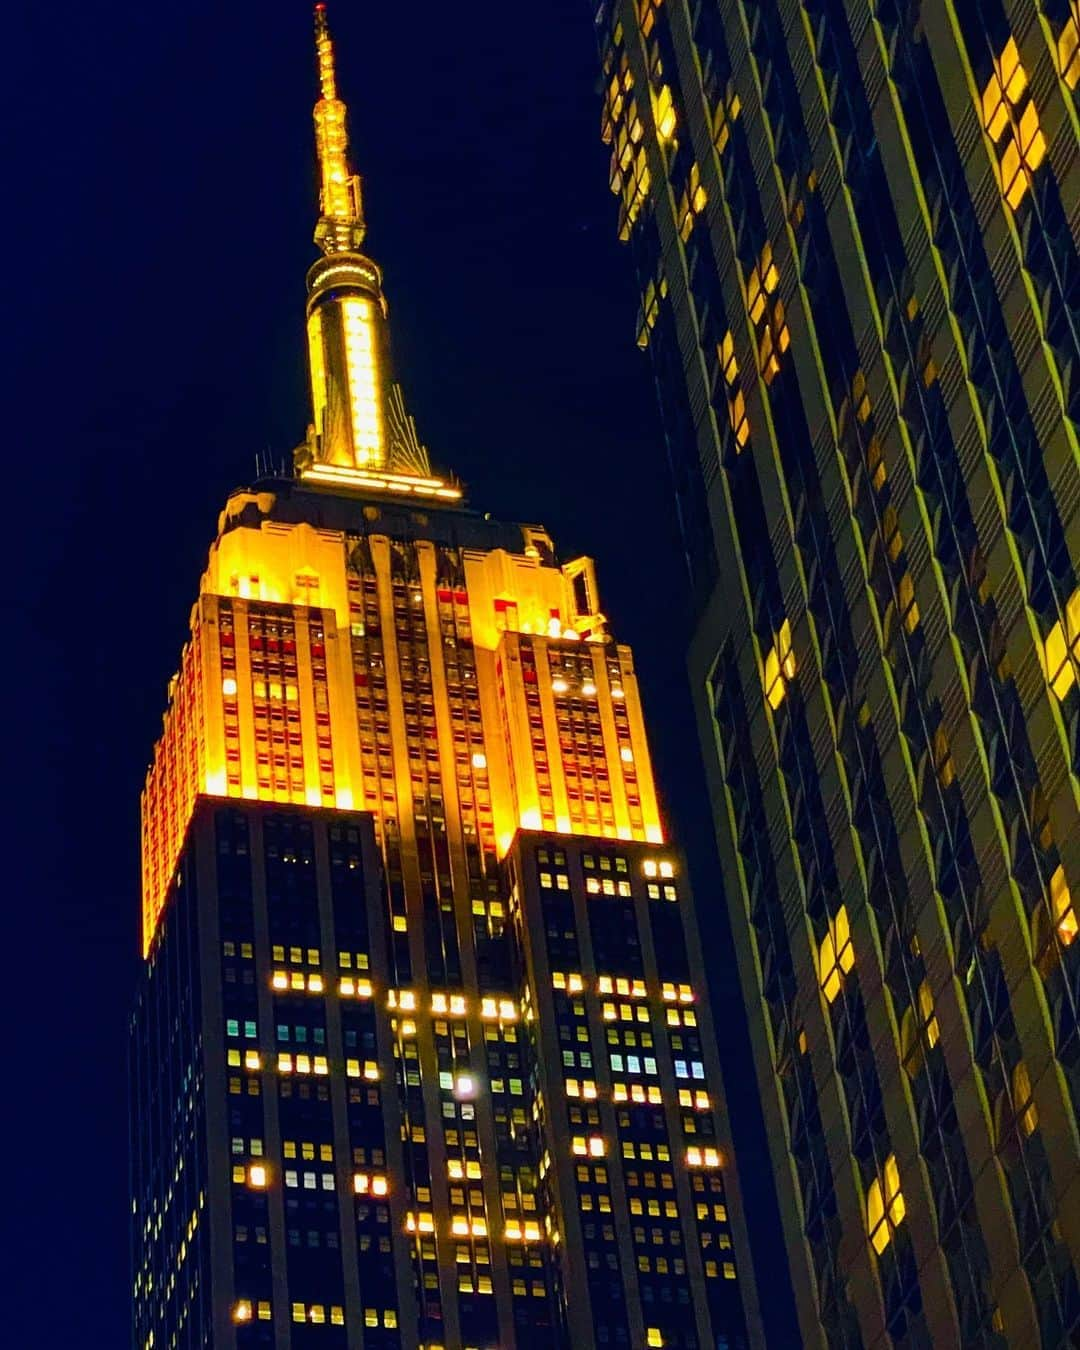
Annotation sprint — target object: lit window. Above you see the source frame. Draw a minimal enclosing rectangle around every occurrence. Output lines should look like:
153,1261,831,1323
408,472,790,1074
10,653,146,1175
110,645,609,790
903,978,940,1076
1049,864,1077,946
618,143,652,240
1013,1061,1039,1136
980,38,1046,210
866,1153,905,1254
1057,1,1080,89
932,726,955,789
691,165,708,215
917,981,940,1048
654,84,677,142
676,162,707,241
746,245,778,323
762,619,796,710
686,1146,721,1168
719,331,749,449
881,504,904,564
637,0,662,37
852,369,871,424
818,906,855,1003
758,300,789,382
1042,587,1080,700
745,243,788,382
866,435,886,491
896,571,920,635
712,86,740,154
638,284,660,353
601,62,626,145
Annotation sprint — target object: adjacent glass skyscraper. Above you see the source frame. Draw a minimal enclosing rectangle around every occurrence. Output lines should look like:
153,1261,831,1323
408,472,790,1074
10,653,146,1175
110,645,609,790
129,7,758,1347
590,0,1080,1346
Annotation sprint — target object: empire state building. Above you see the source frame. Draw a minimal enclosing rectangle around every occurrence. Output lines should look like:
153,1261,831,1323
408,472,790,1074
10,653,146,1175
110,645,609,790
129,8,758,1347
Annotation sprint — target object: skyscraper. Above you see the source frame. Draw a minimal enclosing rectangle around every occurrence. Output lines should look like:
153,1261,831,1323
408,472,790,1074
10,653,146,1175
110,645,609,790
129,7,759,1347
589,0,1080,1346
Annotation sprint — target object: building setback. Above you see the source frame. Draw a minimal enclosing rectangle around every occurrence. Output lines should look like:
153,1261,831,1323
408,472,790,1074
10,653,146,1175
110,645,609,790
589,0,1080,1346
129,6,760,1348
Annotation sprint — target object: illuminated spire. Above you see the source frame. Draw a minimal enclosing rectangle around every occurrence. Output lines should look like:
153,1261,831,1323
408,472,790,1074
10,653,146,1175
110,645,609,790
312,3,365,254
298,2,458,497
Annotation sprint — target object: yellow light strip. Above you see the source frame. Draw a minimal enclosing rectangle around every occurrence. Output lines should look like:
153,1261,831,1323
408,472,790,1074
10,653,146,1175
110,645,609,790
307,311,328,445
301,462,463,500
341,297,383,467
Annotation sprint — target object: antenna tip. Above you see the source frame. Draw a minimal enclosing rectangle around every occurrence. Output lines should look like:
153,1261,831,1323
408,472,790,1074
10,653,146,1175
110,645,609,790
314,4,330,47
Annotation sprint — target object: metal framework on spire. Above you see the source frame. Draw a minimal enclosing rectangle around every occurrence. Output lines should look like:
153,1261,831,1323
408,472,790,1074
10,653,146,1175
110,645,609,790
312,3,365,254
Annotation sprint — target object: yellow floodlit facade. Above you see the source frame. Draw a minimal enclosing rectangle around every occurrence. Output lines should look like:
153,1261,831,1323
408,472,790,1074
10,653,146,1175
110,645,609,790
141,506,662,950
